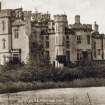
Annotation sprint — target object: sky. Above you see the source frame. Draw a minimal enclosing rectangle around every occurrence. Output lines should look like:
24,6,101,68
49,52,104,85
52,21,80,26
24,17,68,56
1,0,105,33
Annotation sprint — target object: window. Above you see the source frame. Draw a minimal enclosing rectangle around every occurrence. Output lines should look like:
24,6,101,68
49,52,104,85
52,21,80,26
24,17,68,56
12,54,20,64
93,42,96,57
98,49,101,55
77,49,82,61
94,51,96,58
45,51,49,56
45,51,49,59
41,30,48,35
66,35,69,39
3,55,6,63
66,41,70,48
66,51,70,61
2,21,5,31
77,35,82,44
2,38,6,49
93,42,96,49
14,29,19,39
46,35,49,40
40,35,44,40
87,35,90,44
46,41,49,48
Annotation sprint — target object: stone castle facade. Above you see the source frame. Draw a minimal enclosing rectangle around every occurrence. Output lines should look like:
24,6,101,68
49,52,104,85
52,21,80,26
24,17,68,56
0,3,105,68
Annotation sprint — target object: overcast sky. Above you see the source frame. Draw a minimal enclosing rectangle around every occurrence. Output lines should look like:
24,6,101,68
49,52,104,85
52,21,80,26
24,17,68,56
1,0,105,33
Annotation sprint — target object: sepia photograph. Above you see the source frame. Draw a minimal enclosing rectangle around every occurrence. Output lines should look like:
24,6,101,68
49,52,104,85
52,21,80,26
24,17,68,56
0,0,105,104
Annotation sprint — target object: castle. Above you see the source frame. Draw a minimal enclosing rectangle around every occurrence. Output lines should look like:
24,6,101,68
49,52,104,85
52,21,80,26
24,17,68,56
0,2,105,68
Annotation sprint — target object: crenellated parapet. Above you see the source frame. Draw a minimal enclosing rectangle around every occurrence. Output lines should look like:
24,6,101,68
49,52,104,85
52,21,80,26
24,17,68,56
54,14,67,23
0,9,12,18
69,15,92,31
31,11,50,26
23,11,32,20
70,23,92,31
92,32,105,39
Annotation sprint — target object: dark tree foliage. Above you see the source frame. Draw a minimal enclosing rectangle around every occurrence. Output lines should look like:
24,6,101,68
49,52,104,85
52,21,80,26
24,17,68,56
28,37,49,68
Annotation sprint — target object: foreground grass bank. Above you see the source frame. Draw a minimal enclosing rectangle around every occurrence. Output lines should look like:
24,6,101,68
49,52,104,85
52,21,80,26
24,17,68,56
0,78,105,94
0,63,105,93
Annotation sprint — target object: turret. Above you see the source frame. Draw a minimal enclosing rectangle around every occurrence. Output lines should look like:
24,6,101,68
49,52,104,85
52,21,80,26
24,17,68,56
93,21,99,32
23,11,32,21
24,11,32,36
75,15,80,24
54,14,68,32
54,14,67,22
54,14,68,68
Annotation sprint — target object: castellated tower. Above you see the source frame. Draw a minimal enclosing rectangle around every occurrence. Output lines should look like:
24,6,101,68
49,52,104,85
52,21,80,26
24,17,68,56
54,15,68,68
75,15,80,24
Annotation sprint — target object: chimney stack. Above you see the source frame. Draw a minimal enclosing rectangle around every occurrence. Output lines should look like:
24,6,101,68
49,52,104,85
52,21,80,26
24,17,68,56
75,15,80,24
93,21,99,32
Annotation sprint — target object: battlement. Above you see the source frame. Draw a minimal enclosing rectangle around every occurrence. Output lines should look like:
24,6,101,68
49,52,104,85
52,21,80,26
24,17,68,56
83,24,92,30
54,14,67,22
0,8,24,19
0,9,12,17
23,11,32,21
24,11,32,16
70,23,92,31
32,12,50,22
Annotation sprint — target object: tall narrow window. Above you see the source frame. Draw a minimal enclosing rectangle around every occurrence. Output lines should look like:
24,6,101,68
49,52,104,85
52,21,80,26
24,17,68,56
45,51,49,60
2,38,6,49
46,41,49,48
3,55,6,64
66,51,70,61
77,49,81,61
14,29,19,39
98,49,101,55
66,41,70,48
46,35,49,40
66,35,69,39
2,21,5,31
87,35,90,44
93,42,96,57
77,35,82,44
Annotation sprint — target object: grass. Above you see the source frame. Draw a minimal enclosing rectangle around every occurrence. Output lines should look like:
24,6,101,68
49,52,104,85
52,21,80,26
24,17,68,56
0,63,105,94
0,78,105,94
